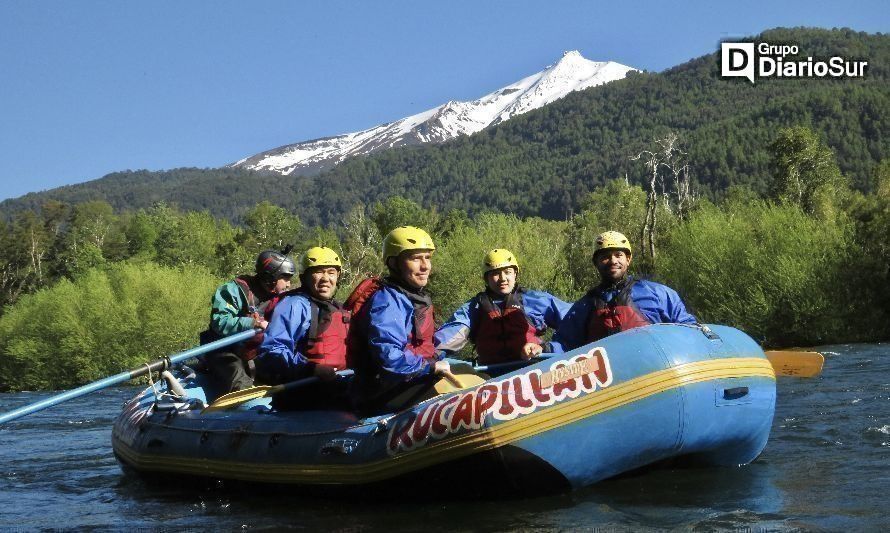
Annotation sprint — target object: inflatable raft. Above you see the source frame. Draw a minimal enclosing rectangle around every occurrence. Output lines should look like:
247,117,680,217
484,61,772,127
112,324,776,492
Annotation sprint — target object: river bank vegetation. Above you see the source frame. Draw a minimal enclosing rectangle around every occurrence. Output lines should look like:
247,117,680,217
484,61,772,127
1,126,888,390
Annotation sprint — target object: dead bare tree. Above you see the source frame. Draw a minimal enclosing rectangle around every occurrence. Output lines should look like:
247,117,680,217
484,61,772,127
26,225,45,285
671,160,697,222
630,142,665,261
630,132,696,262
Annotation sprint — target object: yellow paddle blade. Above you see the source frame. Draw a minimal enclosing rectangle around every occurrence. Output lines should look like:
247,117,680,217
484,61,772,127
434,372,486,394
385,371,489,410
764,351,825,378
202,385,276,413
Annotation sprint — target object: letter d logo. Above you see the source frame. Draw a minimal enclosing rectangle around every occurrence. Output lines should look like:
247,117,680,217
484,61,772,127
721,42,755,83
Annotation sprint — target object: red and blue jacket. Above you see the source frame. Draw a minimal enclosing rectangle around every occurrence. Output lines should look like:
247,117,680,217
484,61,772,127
353,281,440,384
435,288,571,364
550,277,697,353
256,291,350,383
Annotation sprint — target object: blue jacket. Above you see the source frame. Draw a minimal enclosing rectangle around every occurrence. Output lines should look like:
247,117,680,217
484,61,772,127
363,284,441,383
256,294,315,381
434,289,572,355
550,277,697,353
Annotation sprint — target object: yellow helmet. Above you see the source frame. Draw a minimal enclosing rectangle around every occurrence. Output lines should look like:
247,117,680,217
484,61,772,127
382,226,436,262
482,248,519,275
594,231,632,257
299,246,342,275
383,226,436,263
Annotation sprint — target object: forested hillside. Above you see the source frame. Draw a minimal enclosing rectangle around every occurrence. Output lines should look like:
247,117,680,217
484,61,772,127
0,168,299,223
294,27,888,223
1,28,887,226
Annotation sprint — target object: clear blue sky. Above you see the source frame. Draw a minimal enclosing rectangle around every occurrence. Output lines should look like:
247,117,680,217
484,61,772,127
1,1,886,201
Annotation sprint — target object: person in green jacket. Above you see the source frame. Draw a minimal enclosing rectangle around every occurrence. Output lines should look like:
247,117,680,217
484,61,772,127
202,249,296,392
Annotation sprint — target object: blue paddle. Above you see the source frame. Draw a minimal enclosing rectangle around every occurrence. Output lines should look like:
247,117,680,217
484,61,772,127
0,328,260,424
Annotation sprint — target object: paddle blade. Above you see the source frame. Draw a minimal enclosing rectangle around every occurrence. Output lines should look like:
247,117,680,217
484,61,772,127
434,372,486,394
202,385,277,413
765,351,825,378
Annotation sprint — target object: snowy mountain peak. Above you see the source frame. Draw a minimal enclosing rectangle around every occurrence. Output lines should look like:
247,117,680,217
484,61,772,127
559,49,585,62
233,52,638,176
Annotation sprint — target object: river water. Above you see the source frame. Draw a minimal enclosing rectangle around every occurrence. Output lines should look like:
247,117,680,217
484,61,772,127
1,344,888,531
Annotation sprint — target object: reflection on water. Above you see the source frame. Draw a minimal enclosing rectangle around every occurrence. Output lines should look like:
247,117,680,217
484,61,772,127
1,343,888,530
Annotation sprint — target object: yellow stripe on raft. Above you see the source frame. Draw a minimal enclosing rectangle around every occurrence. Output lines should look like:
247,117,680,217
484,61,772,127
114,357,774,484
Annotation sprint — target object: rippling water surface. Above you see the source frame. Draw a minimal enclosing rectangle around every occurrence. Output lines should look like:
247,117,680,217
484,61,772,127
1,344,888,531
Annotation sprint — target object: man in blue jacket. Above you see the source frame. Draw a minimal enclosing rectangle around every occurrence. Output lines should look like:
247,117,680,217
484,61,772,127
551,231,697,353
435,248,571,364
256,246,351,410
350,226,452,412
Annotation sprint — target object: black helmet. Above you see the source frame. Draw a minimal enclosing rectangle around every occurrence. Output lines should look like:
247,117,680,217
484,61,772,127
255,250,296,283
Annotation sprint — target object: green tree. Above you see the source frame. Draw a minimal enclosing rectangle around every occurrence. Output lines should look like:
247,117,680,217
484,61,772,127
240,201,303,253
157,211,236,275
768,126,847,216
338,206,383,291
56,201,125,276
125,210,161,258
658,201,857,345
0,261,219,391
843,160,890,338
372,196,439,237
5,211,50,301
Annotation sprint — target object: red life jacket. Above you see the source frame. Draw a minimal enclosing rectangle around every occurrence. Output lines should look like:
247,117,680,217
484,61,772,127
406,295,437,360
233,276,277,361
345,276,437,364
344,276,383,368
299,295,350,370
585,278,651,343
471,289,541,365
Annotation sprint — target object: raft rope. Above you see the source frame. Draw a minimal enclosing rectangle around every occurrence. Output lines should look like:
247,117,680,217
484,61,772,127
144,362,162,403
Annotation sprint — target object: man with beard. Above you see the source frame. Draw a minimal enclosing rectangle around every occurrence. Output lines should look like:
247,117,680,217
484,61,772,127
551,231,697,352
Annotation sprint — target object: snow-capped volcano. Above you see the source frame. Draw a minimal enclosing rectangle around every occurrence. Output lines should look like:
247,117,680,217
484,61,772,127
232,51,637,175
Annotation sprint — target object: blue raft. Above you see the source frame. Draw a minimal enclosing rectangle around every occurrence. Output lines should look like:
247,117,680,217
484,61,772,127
112,324,776,491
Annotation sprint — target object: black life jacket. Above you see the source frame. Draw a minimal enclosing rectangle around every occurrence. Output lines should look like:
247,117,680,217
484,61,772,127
584,278,651,343
471,288,540,365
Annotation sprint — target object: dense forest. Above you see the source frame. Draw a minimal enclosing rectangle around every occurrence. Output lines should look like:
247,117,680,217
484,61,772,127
1,124,888,391
2,28,887,227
